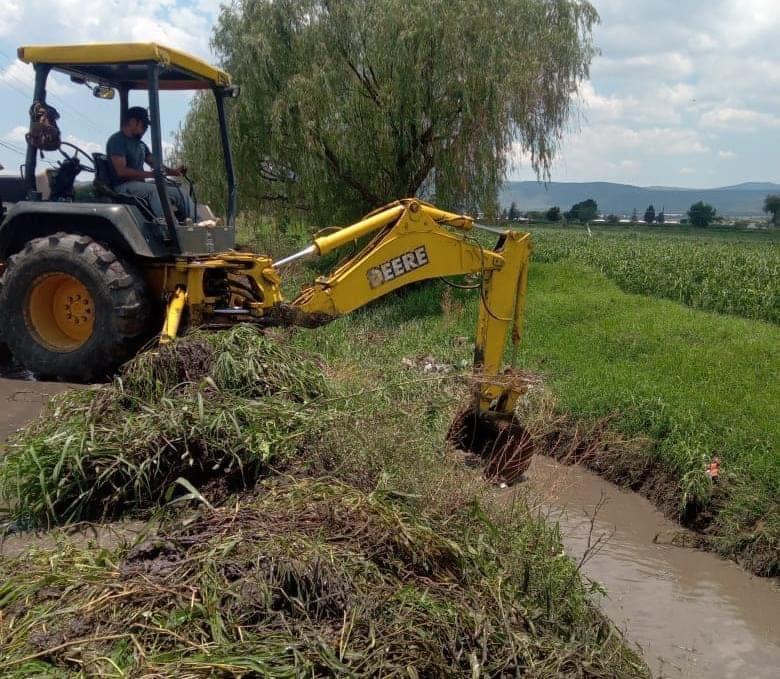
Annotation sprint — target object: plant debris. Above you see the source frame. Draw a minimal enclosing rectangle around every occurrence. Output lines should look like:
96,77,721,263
0,479,648,677
0,326,331,527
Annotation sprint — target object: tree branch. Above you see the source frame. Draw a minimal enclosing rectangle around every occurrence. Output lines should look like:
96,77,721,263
314,133,381,205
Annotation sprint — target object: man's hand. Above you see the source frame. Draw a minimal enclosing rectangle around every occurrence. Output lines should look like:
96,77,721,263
164,165,188,177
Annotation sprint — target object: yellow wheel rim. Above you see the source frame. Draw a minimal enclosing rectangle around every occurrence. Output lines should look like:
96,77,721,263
26,273,95,351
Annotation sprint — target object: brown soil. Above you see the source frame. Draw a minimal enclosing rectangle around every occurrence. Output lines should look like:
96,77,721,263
447,407,534,483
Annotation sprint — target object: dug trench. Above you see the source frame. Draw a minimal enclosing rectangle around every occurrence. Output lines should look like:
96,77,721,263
517,404,777,578
0,329,777,677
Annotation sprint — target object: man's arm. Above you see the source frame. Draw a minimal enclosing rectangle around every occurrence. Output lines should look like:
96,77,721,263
144,150,186,177
111,154,154,182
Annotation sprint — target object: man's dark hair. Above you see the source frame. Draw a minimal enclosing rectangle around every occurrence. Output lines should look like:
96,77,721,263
122,106,150,127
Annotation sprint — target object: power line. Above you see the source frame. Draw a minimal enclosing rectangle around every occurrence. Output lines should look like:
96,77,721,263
0,139,25,155
0,51,104,134
0,70,34,105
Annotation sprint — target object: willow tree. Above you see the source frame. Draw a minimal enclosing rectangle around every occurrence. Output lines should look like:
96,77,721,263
180,0,598,223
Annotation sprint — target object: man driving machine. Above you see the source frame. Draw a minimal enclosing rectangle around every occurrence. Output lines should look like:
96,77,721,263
107,106,194,222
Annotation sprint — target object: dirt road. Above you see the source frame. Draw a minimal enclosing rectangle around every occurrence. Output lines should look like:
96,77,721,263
0,376,72,441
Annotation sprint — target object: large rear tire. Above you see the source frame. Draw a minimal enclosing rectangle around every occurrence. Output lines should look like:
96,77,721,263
0,233,151,381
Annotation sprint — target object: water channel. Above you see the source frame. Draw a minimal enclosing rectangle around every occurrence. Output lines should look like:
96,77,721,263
516,456,779,678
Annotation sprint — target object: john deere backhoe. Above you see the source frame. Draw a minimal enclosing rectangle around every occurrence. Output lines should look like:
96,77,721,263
0,44,533,475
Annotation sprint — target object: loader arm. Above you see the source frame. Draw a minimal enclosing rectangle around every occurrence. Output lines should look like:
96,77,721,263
272,199,532,419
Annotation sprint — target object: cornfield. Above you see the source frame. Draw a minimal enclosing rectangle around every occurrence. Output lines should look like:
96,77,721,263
531,229,779,323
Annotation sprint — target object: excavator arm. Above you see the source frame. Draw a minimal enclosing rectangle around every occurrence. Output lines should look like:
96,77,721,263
156,199,534,479
271,199,532,418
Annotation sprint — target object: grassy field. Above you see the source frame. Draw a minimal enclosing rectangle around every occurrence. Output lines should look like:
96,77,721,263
529,225,779,323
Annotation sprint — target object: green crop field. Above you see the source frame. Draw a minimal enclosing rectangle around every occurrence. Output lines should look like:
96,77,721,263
529,226,780,323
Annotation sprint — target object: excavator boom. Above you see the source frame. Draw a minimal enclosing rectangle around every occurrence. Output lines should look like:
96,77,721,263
276,200,532,415
156,199,534,480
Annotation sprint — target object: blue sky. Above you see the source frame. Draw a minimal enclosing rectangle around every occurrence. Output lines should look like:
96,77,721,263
2,0,779,188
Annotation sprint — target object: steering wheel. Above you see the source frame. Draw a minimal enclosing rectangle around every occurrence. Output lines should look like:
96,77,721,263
58,141,96,173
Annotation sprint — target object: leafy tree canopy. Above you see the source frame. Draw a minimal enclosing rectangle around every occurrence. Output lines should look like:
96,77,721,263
643,204,655,224
764,194,780,225
546,206,561,222
178,0,598,222
564,198,598,223
687,201,717,227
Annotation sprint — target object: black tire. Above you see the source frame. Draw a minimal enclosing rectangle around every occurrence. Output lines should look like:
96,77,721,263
0,233,151,381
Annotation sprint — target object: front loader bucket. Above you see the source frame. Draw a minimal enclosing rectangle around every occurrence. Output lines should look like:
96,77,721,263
447,406,534,484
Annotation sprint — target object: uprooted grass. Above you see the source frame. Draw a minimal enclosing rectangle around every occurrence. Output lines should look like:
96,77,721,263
0,326,331,527
0,478,647,677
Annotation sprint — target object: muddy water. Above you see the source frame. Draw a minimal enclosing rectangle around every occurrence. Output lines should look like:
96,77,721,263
517,457,780,679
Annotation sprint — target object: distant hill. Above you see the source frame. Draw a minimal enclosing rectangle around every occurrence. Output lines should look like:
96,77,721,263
500,181,780,217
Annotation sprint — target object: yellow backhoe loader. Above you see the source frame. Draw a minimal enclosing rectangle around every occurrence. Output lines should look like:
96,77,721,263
0,43,533,477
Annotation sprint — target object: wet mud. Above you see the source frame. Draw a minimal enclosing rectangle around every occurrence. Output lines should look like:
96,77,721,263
517,457,780,679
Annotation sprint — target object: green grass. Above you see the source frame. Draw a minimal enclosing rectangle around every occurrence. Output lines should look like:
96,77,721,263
529,225,779,323
518,263,778,571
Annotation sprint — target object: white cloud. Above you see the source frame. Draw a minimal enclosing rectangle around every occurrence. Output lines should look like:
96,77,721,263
596,52,695,80
62,134,102,155
700,107,780,131
605,126,709,155
717,149,737,159
679,167,695,175
0,2,23,38
654,83,696,107
2,125,27,145
0,60,74,98
3,1,220,61
715,0,780,46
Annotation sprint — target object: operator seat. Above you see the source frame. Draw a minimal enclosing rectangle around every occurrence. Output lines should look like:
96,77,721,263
92,152,155,221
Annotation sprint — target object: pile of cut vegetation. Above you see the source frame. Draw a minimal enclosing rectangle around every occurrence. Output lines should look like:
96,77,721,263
0,326,648,676
0,326,331,526
0,477,647,676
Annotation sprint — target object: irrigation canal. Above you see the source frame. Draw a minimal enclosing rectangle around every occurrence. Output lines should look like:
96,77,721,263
517,457,780,678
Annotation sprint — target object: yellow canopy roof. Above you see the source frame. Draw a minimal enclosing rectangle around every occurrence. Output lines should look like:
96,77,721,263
17,43,231,90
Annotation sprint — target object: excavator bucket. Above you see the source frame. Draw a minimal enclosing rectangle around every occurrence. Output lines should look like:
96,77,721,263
447,406,534,484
